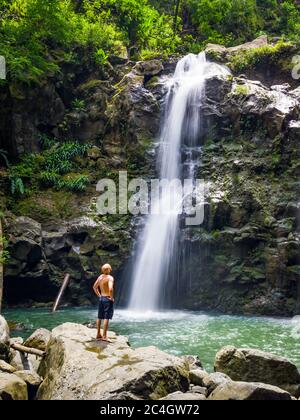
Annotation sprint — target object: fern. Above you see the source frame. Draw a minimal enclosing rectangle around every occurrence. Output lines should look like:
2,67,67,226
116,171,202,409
63,175,89,192
10,175,25,196
39,134,57,150
0,149,10,167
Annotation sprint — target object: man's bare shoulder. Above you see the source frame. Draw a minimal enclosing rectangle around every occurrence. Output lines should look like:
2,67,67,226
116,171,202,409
108,275,114,282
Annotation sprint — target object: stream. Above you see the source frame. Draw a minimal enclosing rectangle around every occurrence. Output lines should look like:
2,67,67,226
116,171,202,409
4,307,300,372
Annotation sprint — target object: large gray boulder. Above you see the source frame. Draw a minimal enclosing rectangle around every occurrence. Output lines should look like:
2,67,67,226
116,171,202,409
0,360,16,373
189,369,232,395
0,315,11,362
0,372,28,400
10,337,41,373
205,35,269,62
208,381,292,401
215,346,300,397
37,323,190,400
24,328,51,351
160,392,206,401
204,76,299,140
15,370,42,400
133,60,164,77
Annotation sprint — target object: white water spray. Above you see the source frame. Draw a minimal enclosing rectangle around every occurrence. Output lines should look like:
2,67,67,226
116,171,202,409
128,52,230,312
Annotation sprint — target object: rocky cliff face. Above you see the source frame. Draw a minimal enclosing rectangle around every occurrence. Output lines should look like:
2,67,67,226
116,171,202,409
0,57,165,307
1,39,299,314
178,65,300,316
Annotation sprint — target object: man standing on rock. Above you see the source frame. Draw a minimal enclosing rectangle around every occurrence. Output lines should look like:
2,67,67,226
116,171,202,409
93,264,114,342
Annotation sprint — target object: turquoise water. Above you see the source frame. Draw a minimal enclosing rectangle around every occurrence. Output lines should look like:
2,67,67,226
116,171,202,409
3,307,300,372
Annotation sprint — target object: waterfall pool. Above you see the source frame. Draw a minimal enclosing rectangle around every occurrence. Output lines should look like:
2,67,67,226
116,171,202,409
3,307,300,372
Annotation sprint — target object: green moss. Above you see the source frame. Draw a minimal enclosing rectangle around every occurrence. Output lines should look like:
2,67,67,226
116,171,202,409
78,79,105,93
233,84,250,96
227,41,296,73
11,190,84,223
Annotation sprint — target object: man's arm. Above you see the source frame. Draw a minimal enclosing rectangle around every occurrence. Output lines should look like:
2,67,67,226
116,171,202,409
93,278,101,298
108,277,114,301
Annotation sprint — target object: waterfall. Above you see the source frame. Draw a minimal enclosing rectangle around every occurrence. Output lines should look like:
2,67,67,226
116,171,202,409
128,52,230,312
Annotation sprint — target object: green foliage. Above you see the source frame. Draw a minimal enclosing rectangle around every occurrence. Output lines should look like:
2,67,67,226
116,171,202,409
72,99,87,113
1,1,299,86
186,0,262,46
39,171,89,192
0,0,180,84
280,0,300,42
43,142,89,173
0,230,9,265
233,84,250,96
8,139,90,195
9,175,25,196
61,174,90,192
39,134,57,150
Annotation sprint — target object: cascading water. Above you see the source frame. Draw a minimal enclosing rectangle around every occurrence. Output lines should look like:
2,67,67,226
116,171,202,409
128,52,230,312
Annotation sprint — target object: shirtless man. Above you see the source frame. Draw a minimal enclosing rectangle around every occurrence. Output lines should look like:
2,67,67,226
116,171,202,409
93,264,114,342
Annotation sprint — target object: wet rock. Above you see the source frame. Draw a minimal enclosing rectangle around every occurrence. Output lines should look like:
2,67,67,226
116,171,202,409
37,323,190,400
208,381,292,400
215,346,300,397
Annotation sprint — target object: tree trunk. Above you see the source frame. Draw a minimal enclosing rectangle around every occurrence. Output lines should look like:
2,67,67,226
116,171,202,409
0,216,3,314
173,0,181,34
10,343,46,358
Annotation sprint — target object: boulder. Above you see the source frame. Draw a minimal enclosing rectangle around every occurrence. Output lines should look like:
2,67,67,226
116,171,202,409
227,35,268,54
205,44,227,61
215,346,300,397
205,36,268,62
202,372,232,394
0,372,28,400
189,369,209,386
24,328,51,351
37,323,190,400
208,381,292,401
203,75,299,140
133,60,164,77
189,385,207,396
10,337,41,373
15,370,43,400
160,392,206,401
189,368,231,394
0,360,16,373
184,355,203,370
0,315,11,362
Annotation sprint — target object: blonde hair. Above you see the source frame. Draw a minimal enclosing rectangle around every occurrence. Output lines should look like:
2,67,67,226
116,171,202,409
101,264,112,275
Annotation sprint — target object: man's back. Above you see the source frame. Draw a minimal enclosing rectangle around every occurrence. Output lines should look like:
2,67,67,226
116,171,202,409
98,274,114,297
